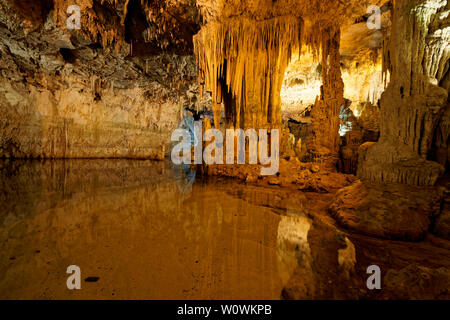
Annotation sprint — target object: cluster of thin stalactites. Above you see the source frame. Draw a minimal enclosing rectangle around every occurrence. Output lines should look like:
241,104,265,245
194,15,341,130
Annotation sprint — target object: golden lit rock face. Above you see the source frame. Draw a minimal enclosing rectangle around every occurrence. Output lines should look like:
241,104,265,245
194,16,302,129
358,0,449,185
194,0,385,130
0,0,204,159
281,3,390,118
307,27,344,169
197,0,384,25
281,39,386,119
280,52,321,119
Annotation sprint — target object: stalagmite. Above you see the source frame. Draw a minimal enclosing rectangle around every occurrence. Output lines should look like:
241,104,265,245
306,27,344,170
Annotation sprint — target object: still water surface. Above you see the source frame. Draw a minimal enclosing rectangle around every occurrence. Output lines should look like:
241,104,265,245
0,160,318,299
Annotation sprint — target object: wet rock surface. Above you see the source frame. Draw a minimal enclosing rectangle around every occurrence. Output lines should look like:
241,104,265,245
383,264,450,300
434,206,450,241
329,180,442,241
433,177,450,241
202,157,357,193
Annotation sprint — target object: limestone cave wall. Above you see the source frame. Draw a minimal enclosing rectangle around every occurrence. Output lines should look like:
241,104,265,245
0,0,204,159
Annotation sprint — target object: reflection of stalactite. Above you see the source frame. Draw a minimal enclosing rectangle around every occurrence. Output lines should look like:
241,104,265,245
194,16,303,130
90,76,101,98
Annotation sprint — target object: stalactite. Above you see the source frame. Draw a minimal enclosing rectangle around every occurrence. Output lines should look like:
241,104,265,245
194,16,303,129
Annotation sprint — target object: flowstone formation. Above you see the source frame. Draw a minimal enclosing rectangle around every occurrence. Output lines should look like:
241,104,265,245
193,0,384,173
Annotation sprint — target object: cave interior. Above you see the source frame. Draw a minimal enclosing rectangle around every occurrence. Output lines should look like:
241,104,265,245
1,0,450,300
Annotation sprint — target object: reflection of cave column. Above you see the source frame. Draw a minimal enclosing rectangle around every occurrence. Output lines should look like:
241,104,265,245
308,27,344,170
276,213,314,294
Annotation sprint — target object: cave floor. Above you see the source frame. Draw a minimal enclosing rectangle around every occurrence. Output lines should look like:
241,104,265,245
0,159,449,300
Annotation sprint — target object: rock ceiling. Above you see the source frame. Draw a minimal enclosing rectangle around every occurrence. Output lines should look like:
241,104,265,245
0,0,201,53
197,0,385,23
196,0,389,57
0,0,389,52
193,0,390,129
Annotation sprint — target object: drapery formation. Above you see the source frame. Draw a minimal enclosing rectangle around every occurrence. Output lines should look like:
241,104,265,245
194,16,303,130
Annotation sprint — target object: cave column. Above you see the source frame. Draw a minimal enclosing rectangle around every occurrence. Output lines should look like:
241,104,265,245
358,0,448,185
308,27,344,171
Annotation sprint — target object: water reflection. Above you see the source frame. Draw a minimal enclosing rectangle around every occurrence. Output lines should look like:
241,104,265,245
277,214,313,290
0,159,315,299
174,164,196,198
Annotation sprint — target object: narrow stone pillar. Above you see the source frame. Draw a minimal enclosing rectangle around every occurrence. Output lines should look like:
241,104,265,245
307,27,344,171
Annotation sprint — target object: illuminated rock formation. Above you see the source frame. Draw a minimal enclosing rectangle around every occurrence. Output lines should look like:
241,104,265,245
0,0,447,185
194,16,302,130
1,0,450,301
306,27,344,170
194,0,384,131
358,0,449,186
